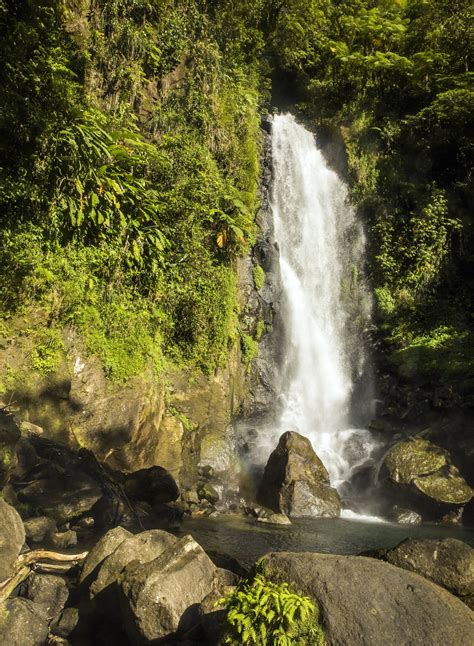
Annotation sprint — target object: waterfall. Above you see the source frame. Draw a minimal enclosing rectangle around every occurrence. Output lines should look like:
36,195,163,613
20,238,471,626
267,113,377,490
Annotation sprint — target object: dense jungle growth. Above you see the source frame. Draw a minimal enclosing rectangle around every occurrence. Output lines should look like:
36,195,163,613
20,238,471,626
0,0,472,395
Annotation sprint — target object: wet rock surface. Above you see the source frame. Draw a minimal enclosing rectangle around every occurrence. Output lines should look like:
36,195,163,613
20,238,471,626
262,551,474,646
257,431,341,518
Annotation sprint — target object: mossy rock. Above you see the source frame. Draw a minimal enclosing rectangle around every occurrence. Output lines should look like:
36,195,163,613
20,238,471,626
384,438,447,484
414,472,473,505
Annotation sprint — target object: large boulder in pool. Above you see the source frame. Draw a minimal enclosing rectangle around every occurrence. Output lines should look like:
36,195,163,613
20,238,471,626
257,431,341,518
261,551,474,646
373,537,474,609
379,438,472,519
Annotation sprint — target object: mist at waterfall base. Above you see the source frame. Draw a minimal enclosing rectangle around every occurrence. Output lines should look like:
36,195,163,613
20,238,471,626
244,114,383,519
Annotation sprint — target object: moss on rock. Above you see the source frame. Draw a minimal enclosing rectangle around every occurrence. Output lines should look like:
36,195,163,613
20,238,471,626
385,438,447,484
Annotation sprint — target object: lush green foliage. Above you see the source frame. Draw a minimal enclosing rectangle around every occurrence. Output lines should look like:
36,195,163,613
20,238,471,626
0,0,472,392
219,572,323,646
0,0,264,381
263,0,473,384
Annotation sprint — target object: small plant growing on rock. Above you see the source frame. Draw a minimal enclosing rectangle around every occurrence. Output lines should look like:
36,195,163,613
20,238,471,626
219,571,324,645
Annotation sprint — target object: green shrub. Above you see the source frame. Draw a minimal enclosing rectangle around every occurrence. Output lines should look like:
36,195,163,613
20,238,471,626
219,572,324,646
240,332,258,365
252,264,265,291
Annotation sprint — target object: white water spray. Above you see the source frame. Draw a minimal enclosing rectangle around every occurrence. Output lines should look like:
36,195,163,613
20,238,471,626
269,114,377,490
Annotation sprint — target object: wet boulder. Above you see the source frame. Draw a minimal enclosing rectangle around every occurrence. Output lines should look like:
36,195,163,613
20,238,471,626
119,534,219,644
0,498,25,582
380,438,472,518
257,431,341,518
261,551,474,646
377,538,474,607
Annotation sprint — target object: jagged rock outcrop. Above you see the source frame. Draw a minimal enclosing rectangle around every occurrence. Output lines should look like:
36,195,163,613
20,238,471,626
257,431,341,518
261,551,474,646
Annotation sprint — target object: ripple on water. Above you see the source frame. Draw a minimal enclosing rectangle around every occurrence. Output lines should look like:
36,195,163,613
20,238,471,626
175,514,474,570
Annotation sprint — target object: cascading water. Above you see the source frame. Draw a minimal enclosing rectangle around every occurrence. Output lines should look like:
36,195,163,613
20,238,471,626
265,113,379,495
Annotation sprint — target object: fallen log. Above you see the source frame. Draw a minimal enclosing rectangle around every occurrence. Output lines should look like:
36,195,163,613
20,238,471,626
0,549,88,603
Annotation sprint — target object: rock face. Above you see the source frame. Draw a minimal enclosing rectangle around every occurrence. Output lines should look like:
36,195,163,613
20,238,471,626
378,538,474,607
0,498,25,582
119,534,219,644
380,438,473,518
261,551,474,646
257,431,341,518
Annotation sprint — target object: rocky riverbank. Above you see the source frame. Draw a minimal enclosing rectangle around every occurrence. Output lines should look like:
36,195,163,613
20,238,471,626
1,500,473,644
1,406,474,644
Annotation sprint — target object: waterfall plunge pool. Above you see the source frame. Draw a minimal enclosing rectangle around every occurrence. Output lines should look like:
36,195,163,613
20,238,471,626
174,515,474,570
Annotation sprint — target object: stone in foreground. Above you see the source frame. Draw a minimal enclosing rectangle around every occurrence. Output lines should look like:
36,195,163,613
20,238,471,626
261,551,474,646
257,431,341,518
119,534,218,644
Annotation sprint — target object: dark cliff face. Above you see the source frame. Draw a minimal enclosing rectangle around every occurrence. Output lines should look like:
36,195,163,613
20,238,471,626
243,120,286,421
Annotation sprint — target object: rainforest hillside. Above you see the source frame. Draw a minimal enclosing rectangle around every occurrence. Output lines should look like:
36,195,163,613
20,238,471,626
0,0,473,401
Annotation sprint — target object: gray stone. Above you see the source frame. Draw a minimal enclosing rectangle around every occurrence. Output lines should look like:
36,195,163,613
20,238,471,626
257,431,341,518
120,534,219,644
25,572,69,619
90,529,177,618
17,473,103,524
50,607,80,638
24,516,57,543
80,526,132,584
47,529,78,549
255,509,292,525
262,551,474,646
390,506,422,525
0,498,25,582
0,598,49,646
381,538,474,601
